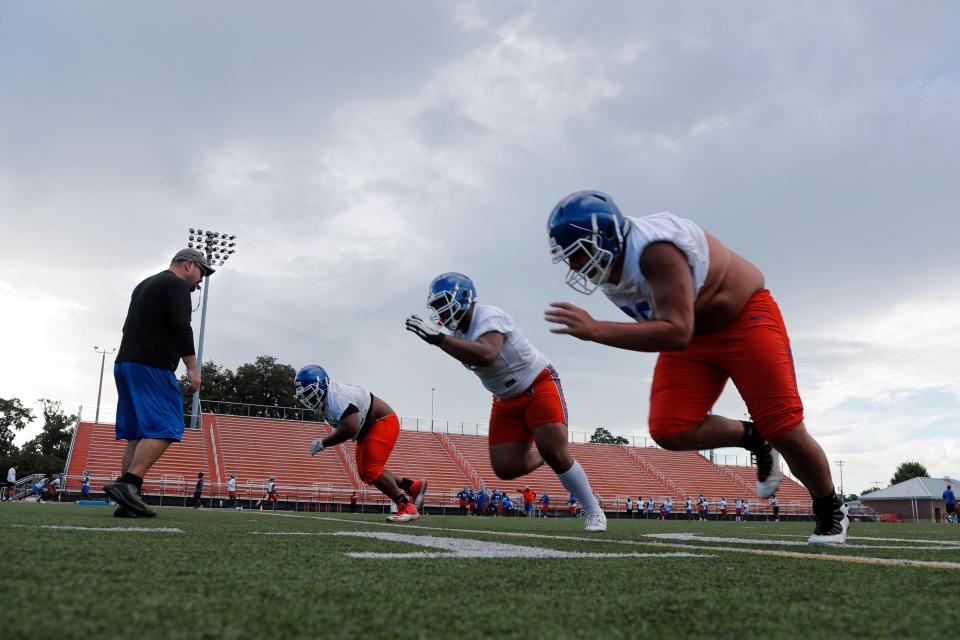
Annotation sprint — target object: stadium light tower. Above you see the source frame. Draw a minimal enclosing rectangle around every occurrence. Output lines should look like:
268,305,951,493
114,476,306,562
93,346,116,424
186,227,238,428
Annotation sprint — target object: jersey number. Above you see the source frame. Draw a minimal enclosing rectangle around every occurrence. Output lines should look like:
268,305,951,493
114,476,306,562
619,301,654,321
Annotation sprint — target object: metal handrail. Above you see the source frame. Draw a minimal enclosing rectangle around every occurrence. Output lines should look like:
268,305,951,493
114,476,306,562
622,446,683,496
434,431,485,490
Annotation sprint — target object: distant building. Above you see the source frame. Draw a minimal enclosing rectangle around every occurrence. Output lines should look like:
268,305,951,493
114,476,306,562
860,477,959,523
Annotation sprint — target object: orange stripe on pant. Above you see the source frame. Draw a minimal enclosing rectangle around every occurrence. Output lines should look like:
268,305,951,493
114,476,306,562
356,412,400,484
648,289,804,443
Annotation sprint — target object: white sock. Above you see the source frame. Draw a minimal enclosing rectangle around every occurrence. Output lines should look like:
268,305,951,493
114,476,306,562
557,461,601,515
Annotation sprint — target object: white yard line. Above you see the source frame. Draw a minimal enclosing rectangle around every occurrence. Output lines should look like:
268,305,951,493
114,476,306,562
251,530,713,559
10,524,182,533
254,512,960,570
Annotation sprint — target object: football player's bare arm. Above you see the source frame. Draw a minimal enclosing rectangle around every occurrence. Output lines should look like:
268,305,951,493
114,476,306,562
323,409,360,448
439,331,505,367
545,242,695,353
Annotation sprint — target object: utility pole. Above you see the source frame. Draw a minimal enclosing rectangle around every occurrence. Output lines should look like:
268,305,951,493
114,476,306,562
93,346,115,423
835,460,845,499
431,387,437,432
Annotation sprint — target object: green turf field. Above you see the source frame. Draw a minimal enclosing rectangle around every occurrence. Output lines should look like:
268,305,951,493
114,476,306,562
2,503,959,639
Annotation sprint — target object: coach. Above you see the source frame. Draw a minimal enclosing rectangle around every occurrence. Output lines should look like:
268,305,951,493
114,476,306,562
103,248,212,517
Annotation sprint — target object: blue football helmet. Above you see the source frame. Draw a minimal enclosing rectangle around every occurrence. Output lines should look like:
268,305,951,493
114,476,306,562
547,190,627,294
294,365,330,410
427,272,477,330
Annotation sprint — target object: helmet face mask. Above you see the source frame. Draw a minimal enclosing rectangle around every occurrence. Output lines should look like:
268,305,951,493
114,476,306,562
550,235,615,295
426,273,476,331
294,365,329,411
547,191,626,295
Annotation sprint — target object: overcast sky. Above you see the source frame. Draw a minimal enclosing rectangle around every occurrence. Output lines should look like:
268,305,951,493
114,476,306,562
2,1,957,495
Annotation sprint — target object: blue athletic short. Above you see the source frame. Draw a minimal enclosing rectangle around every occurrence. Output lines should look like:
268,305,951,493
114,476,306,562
114,362,184,441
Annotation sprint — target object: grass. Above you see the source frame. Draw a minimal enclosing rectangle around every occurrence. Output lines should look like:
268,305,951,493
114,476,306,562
2,503,959,639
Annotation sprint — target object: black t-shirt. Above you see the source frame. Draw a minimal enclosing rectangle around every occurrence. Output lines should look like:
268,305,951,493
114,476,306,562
116,271,195,370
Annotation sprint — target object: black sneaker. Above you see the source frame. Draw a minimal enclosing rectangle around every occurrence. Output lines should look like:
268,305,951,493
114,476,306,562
808,497,849,545
103,482,156,518
113,506,139,518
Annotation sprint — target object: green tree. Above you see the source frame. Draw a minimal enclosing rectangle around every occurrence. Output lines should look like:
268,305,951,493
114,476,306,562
180,356,298,416
233,355,297,408
589,427,629,445
890,461,929,486
0,397,34,458
860,487,880,496
18,399,75,475
181,361,237,414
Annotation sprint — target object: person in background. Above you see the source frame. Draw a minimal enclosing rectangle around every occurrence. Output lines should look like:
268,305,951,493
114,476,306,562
625,496,633,519
227,474,240,510
540,491,551,517
80,470,92,501
4,463,18,501
943,484,956,523
518,485,536,517
770,495,780,522
192,472,204,509
474,487,487,516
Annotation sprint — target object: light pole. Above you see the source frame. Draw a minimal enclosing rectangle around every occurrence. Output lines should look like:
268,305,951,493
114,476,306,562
835,459,845,500
186,227,238,428
93,346,115,423
430,387,436,432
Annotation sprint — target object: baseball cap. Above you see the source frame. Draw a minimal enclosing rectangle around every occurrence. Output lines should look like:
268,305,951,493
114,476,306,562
172,248,216,275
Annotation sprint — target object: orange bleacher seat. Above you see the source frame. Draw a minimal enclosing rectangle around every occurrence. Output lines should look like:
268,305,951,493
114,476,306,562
65,416,813,512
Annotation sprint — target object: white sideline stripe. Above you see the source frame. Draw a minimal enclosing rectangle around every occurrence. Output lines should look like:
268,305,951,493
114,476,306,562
251,530,713,559
256,512,960,570
642,533,960,551
10,524,182,533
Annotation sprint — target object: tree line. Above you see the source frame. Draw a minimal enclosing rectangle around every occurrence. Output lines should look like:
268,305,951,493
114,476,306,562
0,398,75,478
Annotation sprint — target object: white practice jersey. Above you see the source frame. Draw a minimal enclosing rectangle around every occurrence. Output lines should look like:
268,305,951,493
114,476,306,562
453,304,549,399
720,499,728,509
227,478,237,492
6,467,15,483
267,482,276,493
599,213,710,322
323,380,373,437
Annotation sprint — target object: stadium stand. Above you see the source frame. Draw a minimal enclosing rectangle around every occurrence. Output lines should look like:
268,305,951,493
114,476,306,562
64,415,812,512
66,419,215,498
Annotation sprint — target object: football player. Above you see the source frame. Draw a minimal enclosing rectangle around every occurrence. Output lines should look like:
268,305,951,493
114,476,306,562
406,273,607,533
294,365,427,523
546,190,847,545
